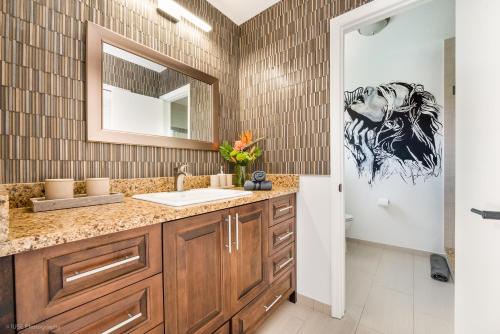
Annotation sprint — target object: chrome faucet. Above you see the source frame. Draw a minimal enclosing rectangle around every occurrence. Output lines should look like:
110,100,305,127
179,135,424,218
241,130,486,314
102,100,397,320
174,164,191,191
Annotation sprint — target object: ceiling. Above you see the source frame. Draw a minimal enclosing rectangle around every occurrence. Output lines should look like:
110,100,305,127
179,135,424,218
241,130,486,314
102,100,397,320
206,0,280,25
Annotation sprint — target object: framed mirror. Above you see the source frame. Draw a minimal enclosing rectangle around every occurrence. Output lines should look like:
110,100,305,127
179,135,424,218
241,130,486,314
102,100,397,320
86,22,220,150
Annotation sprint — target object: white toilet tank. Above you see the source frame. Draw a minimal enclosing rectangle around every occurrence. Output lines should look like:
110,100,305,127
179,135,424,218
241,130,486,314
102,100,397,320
345,214,353,231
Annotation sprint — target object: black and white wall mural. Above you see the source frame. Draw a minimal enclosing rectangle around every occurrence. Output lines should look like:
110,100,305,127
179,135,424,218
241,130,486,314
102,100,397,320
344,82,442,185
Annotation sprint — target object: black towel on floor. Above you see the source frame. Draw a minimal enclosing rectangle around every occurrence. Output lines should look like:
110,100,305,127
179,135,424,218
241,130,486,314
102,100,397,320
430,254,451,282
251,170,267,182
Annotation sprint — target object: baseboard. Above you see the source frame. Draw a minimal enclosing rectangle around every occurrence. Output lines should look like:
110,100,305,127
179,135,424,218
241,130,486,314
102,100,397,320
346,237,443,257
296,293,331,315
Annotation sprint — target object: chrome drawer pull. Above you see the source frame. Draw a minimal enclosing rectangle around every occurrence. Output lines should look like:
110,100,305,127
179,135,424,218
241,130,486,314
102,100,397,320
226,215,232,254
277,257,294,270
264,295,282,312
235,213,240,250
277,231,294,242
101,312,142,334
66,255,140,283
278,205,293,213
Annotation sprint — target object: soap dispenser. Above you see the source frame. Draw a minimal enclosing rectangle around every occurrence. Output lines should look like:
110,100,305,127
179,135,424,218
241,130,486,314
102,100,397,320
218,166,227,187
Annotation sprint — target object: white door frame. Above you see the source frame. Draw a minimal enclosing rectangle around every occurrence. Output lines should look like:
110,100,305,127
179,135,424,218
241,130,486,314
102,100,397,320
329,0,432,319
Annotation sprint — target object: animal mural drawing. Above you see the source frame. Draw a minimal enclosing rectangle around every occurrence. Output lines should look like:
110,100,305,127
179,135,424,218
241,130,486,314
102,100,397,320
344,82,442,185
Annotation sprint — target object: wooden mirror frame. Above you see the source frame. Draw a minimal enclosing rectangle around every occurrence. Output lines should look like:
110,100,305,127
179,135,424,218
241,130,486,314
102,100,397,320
86,22,220,150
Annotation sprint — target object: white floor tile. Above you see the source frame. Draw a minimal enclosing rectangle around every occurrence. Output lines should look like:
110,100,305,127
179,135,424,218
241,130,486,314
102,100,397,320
414,277,454,323
346,269,374,308
347,243,383,277
413,254,431,279
359,285,414,334
414,312,454,334
258,243,455,334
373,255,414,295
355,324,385,334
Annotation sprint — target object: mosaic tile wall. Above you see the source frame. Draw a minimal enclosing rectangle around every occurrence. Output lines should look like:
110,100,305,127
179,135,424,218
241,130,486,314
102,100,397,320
0,0,240,183
0,0,371,183
239,0,371,174
103,53,160,97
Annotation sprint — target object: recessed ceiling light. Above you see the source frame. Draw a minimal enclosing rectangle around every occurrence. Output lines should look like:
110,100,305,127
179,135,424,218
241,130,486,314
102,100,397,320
158,0,212,32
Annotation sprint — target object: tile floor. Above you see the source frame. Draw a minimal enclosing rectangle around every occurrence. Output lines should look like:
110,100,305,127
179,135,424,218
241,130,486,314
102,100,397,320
257,241,454,334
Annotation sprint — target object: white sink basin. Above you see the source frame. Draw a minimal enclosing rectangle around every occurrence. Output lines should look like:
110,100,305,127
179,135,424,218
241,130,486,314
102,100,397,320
132,188,253,207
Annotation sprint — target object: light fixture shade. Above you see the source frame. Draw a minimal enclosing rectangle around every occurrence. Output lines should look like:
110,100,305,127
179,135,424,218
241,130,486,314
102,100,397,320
358,18,390,36
158,0,212,32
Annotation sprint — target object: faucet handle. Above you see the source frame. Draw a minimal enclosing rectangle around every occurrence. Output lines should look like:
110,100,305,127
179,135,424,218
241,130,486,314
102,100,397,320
176,164,191,176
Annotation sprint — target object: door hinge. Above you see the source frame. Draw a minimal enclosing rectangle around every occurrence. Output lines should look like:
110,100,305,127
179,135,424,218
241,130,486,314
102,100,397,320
338,184,342,192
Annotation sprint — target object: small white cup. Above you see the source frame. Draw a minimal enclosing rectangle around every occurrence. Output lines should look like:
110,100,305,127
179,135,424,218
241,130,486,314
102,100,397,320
219,174,227,188
210,175,220,188
86,178,110,196
45,179,74,200
225,174,233,187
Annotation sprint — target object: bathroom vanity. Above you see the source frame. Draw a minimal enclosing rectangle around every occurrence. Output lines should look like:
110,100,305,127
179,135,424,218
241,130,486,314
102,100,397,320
0,188,297,334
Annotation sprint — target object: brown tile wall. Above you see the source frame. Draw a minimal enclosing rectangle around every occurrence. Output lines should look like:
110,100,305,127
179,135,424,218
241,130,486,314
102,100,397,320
103,53,160,97
1,0,371,183
0,0,240,183
239,0,371,174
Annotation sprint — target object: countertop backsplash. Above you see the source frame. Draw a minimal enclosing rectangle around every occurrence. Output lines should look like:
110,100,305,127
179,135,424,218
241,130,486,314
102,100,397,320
0,174,299,209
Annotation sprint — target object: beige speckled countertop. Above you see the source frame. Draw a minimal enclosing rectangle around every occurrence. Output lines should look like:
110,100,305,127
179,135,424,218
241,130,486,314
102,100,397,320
0,187,298,257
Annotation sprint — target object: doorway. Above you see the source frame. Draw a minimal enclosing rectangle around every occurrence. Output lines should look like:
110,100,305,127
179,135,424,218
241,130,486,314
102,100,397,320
330,0,454,332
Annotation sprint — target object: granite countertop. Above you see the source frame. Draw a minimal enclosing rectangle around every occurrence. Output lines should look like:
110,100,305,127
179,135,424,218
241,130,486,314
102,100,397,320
0,187,298,257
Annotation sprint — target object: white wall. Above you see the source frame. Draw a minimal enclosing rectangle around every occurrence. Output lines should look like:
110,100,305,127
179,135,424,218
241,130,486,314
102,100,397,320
103,85,167,136
343,0,455,253
297,176,332,305
455,0,500,332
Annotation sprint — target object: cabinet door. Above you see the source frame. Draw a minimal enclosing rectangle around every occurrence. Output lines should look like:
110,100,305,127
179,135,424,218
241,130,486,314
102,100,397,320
229,201,269,314
164,210,231,334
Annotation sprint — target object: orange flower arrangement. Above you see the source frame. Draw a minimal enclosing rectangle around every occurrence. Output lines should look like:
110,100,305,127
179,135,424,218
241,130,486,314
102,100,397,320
219,131,263,166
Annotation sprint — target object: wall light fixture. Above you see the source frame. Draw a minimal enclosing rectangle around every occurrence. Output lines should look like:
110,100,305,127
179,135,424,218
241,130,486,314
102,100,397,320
158,0,212,32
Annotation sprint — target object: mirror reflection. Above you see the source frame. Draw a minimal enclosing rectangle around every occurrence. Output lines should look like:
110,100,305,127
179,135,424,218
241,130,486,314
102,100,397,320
102,43,213,141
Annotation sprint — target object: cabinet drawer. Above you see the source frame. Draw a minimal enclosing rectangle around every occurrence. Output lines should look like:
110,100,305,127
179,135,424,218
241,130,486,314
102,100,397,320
268,244,295,282
19,274,164,334
269,195,295,226
232,270,295,334
15,224,162,325
268,218,295,256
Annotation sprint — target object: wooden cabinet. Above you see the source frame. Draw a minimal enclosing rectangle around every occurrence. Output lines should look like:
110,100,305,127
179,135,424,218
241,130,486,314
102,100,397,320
268,218,295,256
231,269,295,334
19,274,164,333
268,244,295,283
0,256,15,334
8,194,296,334
269,194,295,226
229,202,269,314
213,322,230,334
164,200,270,334
15,225,162,326
164,210,231,334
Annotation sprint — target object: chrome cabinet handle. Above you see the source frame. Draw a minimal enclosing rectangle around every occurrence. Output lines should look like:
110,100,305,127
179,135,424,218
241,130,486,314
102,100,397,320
235,213,240,251
264,295,282,312
101,312,142,334
471,208,500,220
277,257,294,270
66,255,140,283
226,215,232,254
277,231,294,242
278,205,293,213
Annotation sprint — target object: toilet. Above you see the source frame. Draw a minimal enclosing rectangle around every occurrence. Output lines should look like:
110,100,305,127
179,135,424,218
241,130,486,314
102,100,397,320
345,214,354,233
